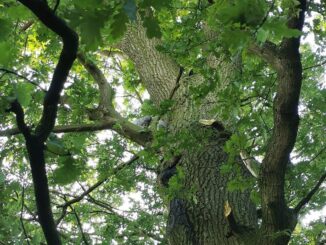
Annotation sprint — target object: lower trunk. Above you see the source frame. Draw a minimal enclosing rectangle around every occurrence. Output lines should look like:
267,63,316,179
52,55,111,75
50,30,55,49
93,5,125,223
160,76,258,244
165,141,257,245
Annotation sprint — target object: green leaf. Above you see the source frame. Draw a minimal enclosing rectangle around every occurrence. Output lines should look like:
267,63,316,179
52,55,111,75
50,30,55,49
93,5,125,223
79,16,105,50
110,11,128,40
208,0,266,27
46,137,68,156
141,99,160,116
6,4,31,20
0,19,11,42
141,11,162,38
262,18,302,42
139,0,171,10
159,99,174,114
15,83,34,107
52,156,82,185
0,171,5,185
220,29,251,53
256,28,269,43
0,41,12,66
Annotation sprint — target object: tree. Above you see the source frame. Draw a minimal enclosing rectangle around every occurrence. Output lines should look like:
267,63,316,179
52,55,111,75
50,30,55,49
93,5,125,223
0,0,325,244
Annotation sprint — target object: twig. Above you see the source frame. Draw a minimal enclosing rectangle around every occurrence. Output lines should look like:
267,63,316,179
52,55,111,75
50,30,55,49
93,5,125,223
58,179,107,209
294,172,326,214
303,59,326,71
69,205,89,245
305,147,326,165
0,68,46,91
254,0,275,35
56,206,67,226
20,186,31,245
168,66,184,100
57,155,139,208
53,0,60,12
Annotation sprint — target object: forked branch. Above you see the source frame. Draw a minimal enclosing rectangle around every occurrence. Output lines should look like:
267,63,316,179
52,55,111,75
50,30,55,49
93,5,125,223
11,1,79,244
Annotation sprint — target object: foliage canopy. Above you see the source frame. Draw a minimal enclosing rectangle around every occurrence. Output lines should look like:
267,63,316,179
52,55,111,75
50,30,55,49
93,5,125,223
0,0,325,244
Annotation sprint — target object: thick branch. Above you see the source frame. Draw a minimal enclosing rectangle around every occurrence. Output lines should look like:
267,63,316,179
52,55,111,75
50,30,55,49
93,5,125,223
76,52,153,145
294,172,326,214
8,100,30,138
77,53,114,109
14,1,79,244
0,120,152,146
258,1,307,242
18,0,79,141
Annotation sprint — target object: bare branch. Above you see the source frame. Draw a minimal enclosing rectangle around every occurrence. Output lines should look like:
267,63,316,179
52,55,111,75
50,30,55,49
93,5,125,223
53,0,60,12
20,20,34,32
8,100,30,138
13,1,79,244
69,205,89,245
0,119,152,146
294,172,326,214
20,187,31,245
77,53,114,109
0,68,46,91
56,206,67,227
76,52,153,145
57,155,139,209
303,59,326,71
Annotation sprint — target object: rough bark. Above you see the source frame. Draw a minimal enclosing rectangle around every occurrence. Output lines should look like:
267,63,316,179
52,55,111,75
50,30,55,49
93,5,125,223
118,21,180,104
249,1,307,244
118,22,257,244
164,75,257,245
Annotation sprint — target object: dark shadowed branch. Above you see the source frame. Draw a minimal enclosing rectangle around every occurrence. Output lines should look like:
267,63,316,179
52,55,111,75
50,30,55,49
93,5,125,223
18,0,79,141
294,172,326,214
303,59,326,71
10,0,79,244
250,0,308,242
8,100,30,138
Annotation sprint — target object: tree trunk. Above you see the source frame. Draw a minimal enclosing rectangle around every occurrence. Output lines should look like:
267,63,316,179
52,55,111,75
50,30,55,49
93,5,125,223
163,75,257,245
119,23,258,244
